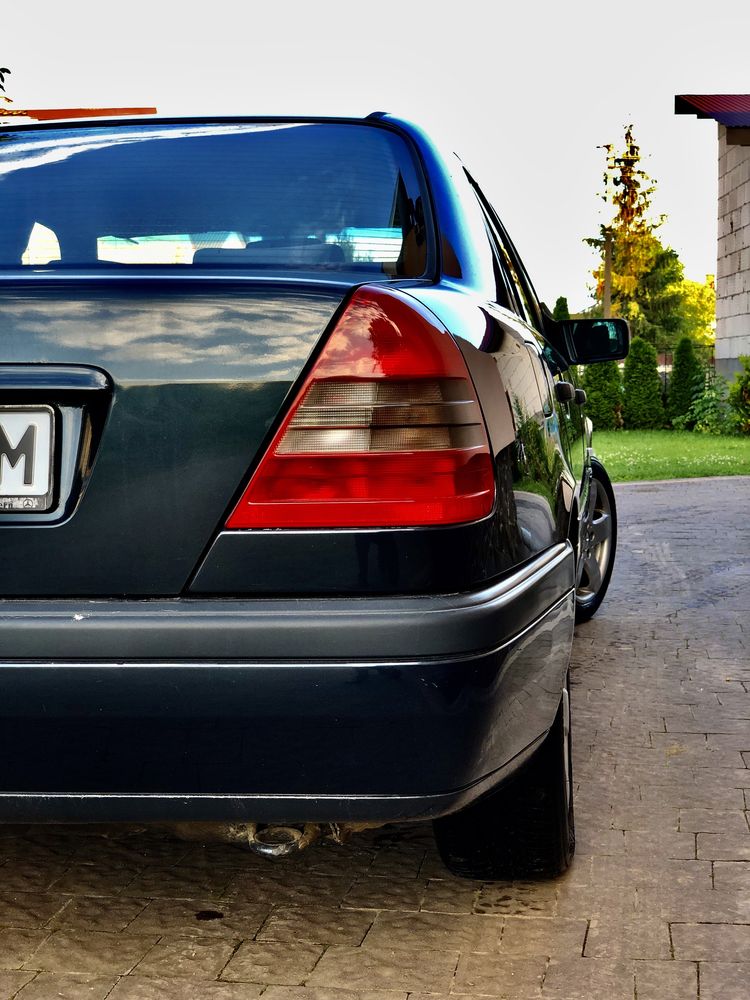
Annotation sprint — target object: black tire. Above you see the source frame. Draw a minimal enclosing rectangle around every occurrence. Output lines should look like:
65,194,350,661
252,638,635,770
575,457,617,624
433,678,574,880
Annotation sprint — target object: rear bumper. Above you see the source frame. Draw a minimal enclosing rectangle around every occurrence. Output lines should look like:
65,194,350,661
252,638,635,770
0,543,574,823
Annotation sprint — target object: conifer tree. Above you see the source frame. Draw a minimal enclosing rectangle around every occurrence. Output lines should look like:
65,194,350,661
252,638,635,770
582,361,622,430
623,336,664,429
668,337,703,426
552,296,570,322
587,127,716,355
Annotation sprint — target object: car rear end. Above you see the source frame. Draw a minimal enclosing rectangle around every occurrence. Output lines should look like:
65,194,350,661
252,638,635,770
0,117,574,825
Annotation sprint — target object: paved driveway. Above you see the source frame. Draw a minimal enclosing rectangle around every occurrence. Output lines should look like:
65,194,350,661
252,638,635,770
1,477,748,1000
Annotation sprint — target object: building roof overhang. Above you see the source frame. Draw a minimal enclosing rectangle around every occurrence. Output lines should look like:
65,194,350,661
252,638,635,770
675,94,750,127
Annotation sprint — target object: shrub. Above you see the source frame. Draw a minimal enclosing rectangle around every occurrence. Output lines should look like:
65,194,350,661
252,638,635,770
552,296,570,321
622,336,664,429
582,361,622,430
728,355,750,434
668,337,703,426
673,370,735,435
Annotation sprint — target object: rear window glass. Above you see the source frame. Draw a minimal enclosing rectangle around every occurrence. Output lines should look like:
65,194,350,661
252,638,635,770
0,122,431,277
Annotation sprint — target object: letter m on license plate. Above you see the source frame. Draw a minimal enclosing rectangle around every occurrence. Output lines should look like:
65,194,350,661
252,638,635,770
0,407,54,512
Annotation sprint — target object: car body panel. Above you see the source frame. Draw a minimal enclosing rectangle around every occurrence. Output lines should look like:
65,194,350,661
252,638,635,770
0,282,347,594
0,113,599,823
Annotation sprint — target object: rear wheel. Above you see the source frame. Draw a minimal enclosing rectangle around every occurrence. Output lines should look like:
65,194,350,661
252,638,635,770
433,677,574,880
575,458,617,624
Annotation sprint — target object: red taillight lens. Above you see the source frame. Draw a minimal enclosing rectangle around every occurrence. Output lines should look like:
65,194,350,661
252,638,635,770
226,286,495,529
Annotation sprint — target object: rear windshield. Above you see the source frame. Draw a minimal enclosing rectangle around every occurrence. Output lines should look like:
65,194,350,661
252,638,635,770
0,121,431,277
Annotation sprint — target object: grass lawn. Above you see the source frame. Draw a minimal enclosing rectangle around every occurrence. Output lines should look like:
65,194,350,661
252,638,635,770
593,430,750,482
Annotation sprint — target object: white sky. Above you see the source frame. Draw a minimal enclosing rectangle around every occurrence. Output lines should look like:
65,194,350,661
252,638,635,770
4,0,749,310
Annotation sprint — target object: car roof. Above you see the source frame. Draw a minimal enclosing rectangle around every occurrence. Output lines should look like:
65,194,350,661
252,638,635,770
0,112,393,132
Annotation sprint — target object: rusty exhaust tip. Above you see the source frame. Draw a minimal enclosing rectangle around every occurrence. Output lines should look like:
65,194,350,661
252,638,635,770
247,823,320,857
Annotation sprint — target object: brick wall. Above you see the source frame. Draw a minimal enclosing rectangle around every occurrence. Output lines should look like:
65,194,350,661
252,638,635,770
716,125,750,378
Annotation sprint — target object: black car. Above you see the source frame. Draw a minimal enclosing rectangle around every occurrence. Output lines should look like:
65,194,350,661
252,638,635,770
0,114,627,879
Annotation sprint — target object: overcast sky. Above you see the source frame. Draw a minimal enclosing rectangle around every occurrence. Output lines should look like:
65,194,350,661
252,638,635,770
4,0,749,309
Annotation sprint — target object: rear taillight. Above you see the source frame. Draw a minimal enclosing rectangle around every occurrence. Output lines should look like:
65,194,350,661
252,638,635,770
226,286,495,529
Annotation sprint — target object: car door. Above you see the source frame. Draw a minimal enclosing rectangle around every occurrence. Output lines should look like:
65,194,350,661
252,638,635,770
467,175,577,552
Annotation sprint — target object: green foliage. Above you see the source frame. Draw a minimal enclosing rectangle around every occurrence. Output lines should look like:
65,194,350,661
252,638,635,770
594,430,750,481
587,125,715,354
582,361,622,430
668,337,703,426
622,336,664,429
552,296,570,322
673,370,735,435
728,355,750,434
678,277,716,351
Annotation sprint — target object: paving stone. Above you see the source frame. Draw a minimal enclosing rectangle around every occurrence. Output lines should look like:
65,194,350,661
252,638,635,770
263,990,406,1000
636,886,750,924
123,866,237,899
671,921,750,962
500,917,587,957
48,865,144,897
452,953,545,997
712,860,750,892
257,906,374,946
0,971,35,998
127,898,267,938
0,893,68,929
363,910,501,953
15,972,117,999
622,830,696,860
699,961,750,1000
133,936,240,979
583,914,671,960
47,896,149,933
679,808,749,833
367,848,426,880
0,864,69,894
541,958,635,999
341,878,427,912
554,885,636,920
697,832,750,860
475,882,557,917
23,930,158,975
224,873,353,908
307,944,458,993
221,941,324,985
108,976,265,999
632,960,697,1000
420,878,478,914
0,929,49,970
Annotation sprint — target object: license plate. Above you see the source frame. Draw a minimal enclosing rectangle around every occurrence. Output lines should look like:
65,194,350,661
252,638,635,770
0,406,55,512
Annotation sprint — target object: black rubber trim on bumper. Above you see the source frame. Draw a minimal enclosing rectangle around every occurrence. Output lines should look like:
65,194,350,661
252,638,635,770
0,542,573,661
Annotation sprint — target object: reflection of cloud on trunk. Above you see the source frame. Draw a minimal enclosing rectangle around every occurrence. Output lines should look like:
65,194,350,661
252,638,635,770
0,291,341,380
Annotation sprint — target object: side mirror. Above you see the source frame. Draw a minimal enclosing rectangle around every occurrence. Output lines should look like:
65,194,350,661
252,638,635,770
561,318,630,364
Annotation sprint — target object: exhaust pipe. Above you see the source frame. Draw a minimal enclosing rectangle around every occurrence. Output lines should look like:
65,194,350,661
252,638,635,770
159,820,381,855
246,822,321,857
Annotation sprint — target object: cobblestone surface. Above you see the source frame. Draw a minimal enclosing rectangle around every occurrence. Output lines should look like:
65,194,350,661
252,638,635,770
1,477,748,999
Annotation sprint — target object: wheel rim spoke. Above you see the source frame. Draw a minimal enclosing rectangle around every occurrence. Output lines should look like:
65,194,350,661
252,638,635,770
583,552,602,593
591,512,610,546
585,480,599,522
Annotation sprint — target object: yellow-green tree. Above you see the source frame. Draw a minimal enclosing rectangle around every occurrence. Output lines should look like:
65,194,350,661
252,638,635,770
587,126,715,355
678,276,716,351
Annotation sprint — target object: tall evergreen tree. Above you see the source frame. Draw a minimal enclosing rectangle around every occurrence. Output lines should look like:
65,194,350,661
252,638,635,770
552,296,570,322
623,336,664,429
582,361,622,430
668,337,703,426
587,126,716,355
